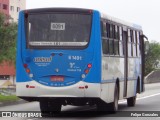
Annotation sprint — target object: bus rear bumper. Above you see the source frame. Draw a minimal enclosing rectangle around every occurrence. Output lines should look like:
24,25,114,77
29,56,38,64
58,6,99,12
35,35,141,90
16,80,101,99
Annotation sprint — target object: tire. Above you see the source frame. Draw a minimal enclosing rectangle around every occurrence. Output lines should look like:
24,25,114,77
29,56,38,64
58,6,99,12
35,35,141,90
40,101,51,117
107,85,119,113
96,101,108,112
40,101,62,117
127,96,136,107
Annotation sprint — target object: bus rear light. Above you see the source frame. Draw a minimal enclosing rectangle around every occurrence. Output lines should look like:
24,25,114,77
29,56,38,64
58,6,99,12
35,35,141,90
79,86,84,89
29,86,35,88
29,73,33,78
26,68,30,73
81,74,86,79
85,69,89,74
23,64,28,68
87,64,92,68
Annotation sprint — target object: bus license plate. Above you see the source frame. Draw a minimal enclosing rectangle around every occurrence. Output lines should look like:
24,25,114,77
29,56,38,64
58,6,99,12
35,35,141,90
50,76,64,82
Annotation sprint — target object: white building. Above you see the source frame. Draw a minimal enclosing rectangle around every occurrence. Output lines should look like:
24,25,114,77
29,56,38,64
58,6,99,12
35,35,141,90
9,0,26,22
0,0,26,22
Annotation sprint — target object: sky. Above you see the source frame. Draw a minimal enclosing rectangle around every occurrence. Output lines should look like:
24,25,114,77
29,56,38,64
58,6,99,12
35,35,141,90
26,0,160,42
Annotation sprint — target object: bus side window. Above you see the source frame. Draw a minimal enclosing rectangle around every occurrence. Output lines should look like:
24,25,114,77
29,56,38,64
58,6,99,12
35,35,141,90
130,30,133,56
106,23,110,38
110,24,113,38
101,21,104,36
108,23,114,55
102,39,109,55
119,26,124,56
114,25,119,55
132,31,137,57
101,21,109,55
114,40,119,55
109,40,114,55
137,31,140,57
119,26,123,41
128,29,132,57
101,21,107,37
115,25,119,40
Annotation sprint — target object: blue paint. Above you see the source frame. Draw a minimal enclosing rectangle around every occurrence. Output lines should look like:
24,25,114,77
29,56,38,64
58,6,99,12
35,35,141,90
16,11,32,82
16,10,102,87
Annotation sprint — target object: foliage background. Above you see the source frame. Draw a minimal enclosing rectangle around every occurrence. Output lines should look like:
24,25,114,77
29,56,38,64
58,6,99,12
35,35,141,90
0,13,17,65
145,41,160,75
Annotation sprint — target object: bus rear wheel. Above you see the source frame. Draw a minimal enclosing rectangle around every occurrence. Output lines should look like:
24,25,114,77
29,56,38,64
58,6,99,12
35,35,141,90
127,96,136,107
107,84,119,113
40,101,62,117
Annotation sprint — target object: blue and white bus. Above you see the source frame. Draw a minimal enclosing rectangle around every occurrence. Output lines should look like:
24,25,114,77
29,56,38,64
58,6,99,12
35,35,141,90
16,8,146,114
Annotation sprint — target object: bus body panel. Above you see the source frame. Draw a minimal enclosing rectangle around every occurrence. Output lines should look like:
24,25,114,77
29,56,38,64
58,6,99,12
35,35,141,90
16,10,102,99
16,8,145,108
16,81,101,98
16,11,32,83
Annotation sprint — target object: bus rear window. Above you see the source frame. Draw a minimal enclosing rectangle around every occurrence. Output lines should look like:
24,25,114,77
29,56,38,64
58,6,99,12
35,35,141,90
26,13,92,49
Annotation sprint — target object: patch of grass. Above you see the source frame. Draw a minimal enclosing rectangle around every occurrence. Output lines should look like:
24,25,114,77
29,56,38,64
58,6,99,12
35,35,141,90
0,94,19,102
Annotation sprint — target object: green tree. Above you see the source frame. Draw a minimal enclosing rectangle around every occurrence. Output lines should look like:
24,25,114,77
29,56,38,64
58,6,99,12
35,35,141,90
0,13,17,64
145,41,160,75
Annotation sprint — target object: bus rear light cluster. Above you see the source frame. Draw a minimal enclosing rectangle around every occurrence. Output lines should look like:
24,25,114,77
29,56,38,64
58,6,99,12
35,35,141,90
84,63,92,74
23,64,33,77
81,63,92,79
23,64,30,73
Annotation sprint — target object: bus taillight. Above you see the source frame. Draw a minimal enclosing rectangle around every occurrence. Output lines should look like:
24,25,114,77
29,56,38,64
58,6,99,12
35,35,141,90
23,64,28,68
26,68,30,73
85,69,89,74
87,64,92,68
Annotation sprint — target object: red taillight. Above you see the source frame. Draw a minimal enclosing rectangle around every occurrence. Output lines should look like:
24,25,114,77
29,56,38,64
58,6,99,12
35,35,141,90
79,86,84,89
29,86,35,88
23,64,28,68
87,64,92,68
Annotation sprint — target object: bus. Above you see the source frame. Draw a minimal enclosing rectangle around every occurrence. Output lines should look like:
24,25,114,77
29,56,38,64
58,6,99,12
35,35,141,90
16,8,147,114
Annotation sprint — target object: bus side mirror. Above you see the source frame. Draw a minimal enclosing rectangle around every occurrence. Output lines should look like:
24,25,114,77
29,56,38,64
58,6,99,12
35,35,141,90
145,41,149,54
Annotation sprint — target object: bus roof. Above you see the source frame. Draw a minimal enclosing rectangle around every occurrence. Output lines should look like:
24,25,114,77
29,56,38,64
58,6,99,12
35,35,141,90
22,7,142,30
101,13,142,30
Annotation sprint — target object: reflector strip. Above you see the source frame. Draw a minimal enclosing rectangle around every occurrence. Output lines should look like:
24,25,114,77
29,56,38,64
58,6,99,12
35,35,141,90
79,87,84,89
29,86,35,88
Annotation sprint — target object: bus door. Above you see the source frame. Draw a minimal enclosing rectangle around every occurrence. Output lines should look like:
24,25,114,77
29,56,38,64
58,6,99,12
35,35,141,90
123,27,128,97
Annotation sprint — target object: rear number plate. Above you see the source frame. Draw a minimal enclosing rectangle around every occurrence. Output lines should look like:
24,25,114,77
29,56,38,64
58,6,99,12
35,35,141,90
50,76,64,82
